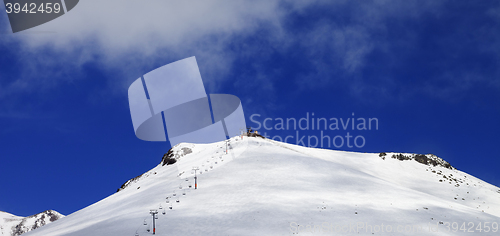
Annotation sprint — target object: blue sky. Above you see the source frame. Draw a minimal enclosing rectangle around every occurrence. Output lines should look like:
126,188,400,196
0,1,499,217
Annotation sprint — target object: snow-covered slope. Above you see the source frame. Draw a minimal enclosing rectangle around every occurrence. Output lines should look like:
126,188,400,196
24,136,500,235
0,210,63,236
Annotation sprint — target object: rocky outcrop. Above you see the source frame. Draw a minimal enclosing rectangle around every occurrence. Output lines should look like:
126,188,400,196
117,145,194,192
380,152,454,169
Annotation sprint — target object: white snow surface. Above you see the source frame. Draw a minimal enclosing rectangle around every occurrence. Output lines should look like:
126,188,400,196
22,136,500,235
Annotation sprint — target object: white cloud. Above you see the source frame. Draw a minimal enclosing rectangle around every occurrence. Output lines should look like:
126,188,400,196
15,1,281,51
0,1,435,92
1,0,497,107
0,0,303,96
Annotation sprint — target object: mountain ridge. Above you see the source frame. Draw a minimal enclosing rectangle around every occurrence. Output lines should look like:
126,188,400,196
22,136,500,235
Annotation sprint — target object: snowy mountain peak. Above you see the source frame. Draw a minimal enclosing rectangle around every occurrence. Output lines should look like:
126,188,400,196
0,210,64,236
23,137,500,235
